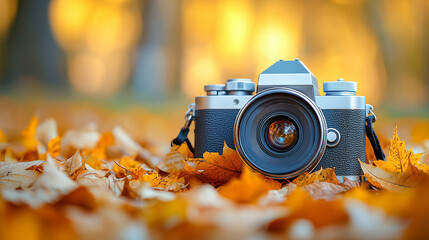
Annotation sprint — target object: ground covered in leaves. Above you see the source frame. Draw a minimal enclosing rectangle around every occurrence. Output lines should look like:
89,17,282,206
1,113,429,239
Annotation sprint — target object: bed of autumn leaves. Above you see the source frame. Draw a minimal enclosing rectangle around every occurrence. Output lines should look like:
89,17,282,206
1,115,429,239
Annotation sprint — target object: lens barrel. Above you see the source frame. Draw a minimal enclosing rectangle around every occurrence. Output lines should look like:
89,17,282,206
233,87,327,179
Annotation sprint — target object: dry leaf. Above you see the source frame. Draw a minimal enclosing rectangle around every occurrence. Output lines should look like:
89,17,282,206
292,168,339,186
184,142,242,186
158,143,193,173
0,128,7,142
40,136,62,160
62,151,86,179
32,156,77,197
112,126,161,168
112,155,142,178
76,170,124,196
54,186,97,211
35,119,58,147
218,166,281,203
92,131,115,160
21,116,39,151
0,160,44,189
373,125,424,173
269,188,348,231
360,159,429,191
61,124,101,157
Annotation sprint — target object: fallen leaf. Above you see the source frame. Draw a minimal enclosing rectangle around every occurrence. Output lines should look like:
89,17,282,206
158,143,193,173
40,136,62,160
292,168,339,186
0,160,44,189
300,182,350,200
61,124,101,157
21,116,39,151
142,198,188,229
0,128,7,142
76,170,124,196
373,125,424,173
32,156,77,197
268,188,348,231
184,142,242,186
92,131,115,160
360,159,429,191
35,119,58,148
112,155,142,178
54,186,97,211
112,126,161,168
218,166,281,203
62,151,86,179
0,148,18,163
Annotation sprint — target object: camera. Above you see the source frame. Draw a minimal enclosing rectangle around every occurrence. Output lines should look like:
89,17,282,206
193,59,370,180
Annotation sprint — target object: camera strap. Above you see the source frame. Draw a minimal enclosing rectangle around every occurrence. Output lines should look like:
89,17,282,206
365,115,386,161
171,104,195,153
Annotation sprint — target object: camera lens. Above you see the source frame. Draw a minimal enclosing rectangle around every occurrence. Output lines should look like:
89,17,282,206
267,119,297,150
233,87,327,179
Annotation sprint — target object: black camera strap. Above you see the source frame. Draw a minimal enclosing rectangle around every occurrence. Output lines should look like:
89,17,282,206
365,115,385,160
171,104,195,153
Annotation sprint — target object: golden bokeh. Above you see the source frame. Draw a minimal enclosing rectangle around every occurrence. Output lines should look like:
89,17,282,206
0,0,18,37
49,0,142,96
39,0,428,108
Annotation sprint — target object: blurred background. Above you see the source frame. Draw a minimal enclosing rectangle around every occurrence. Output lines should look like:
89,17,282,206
0,0,428,150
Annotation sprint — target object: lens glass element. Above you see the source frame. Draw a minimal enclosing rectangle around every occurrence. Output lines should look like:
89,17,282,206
267,119,297,150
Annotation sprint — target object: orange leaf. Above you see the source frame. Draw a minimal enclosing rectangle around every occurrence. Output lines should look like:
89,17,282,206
113,155,141,178
140,171,187,192
0,128,7,143
219,166,281,203
40,136,62,160
184,142,242,186
269,188,348,231
21,116,39,151
55,186,97,211
292,168,339,186
373,125,424,173
92,131,115,160
158,143,193,173
360,159,429,191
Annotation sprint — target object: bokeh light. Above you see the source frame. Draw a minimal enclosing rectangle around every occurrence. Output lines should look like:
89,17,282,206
49,0,142,96
0,0,17,37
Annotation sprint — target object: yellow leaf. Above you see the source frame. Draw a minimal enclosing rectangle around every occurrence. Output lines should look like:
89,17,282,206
184,142,242,186
40,136,62,160
140,171,187,192
292,168,339,186
269,188,348,231
374,125,423,173
92,131,114,160
142,198,188,228
21,116,39,151
83,152,104,170
112,155,141,178
219,166,281,203
360,159,429,191
0,128,7,142
158,143,193,173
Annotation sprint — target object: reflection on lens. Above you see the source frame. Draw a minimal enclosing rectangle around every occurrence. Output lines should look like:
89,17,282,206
267,119,297,150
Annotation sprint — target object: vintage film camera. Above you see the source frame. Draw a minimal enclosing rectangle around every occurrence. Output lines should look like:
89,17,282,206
173,59,384,180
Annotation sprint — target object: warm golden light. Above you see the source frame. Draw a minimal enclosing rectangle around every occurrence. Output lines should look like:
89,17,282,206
0,0,18,37
49,0,142,96
182,49,222,98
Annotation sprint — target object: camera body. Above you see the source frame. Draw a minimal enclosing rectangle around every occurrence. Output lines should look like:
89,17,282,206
194,59,367,179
